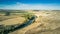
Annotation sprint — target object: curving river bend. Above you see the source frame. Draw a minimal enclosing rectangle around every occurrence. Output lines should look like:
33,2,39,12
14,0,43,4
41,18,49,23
0,16,36,34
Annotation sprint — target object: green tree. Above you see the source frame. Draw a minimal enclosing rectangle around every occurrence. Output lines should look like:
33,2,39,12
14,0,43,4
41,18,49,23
5,11,10,16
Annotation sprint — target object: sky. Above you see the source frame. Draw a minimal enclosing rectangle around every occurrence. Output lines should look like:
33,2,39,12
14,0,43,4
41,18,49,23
0,0,60,10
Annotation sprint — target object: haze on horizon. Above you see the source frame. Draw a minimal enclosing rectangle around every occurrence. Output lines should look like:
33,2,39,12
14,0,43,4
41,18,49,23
0,0,60,10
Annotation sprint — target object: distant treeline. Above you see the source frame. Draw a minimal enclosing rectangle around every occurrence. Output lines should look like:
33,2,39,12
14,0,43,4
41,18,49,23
0,10,27,13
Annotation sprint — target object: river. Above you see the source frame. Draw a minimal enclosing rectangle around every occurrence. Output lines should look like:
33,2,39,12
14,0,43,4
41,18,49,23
1,16,36,34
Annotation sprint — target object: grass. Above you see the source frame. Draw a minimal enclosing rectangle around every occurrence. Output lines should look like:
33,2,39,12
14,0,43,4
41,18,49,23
0,10,60,34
